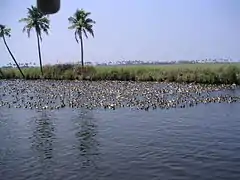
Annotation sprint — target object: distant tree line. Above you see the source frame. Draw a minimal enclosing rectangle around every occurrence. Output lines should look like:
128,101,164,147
94,59,234,66
2,58,235,69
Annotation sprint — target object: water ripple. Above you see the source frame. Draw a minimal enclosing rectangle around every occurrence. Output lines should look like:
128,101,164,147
0,103,240,179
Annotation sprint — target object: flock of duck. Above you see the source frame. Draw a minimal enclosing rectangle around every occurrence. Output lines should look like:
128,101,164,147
0,80,239,111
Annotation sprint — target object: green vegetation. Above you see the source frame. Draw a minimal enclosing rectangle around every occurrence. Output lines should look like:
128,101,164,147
1,63,240,85
0,68,4,78
68,9,96,67
0,24,25,78
19,6,50,77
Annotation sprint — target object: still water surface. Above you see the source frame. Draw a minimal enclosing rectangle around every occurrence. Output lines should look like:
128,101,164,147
1,103,240,180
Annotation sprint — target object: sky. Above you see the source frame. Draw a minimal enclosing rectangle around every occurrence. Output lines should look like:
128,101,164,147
0,0,240,66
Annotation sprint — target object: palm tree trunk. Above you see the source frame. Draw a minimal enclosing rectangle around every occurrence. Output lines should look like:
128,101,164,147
2,36,25,78
36,32,43,77
79,31,84,67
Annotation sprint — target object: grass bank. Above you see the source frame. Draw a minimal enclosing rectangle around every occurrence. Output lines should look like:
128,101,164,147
1,63,240,84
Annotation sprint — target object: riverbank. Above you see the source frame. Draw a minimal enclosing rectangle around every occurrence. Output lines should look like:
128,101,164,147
1,63,240,84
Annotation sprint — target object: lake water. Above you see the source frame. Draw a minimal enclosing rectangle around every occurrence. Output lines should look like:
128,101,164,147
1,103,240,180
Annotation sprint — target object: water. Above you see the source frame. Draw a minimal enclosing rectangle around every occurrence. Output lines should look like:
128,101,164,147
1,103,240,180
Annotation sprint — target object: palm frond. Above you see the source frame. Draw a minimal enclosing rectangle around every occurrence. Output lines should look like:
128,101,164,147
22,27,30,37
75,9,84,20
22,22,33,37
85,26,94,37
4,28,11,37
68,24,76,30
19,5,50,39
68,9,95,39
0,24,11,37
19,18,31,23
82,29,88,39
39,17,50,24
85,18,96,24
85,12,91,17
42,27,49,36
74,30,79,43
68,16,77,24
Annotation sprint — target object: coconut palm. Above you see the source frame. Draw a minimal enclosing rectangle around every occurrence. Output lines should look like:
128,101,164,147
19,5,50,76
68,9,95,67
0,24,25,78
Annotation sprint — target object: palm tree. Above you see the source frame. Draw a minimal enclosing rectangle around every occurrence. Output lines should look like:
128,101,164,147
19,5,50,77
68,9,95,67
0,24,25,78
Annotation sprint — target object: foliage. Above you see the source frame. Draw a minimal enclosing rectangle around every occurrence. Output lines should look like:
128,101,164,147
19,6,50,39
2,63,240,85
0,24,11,37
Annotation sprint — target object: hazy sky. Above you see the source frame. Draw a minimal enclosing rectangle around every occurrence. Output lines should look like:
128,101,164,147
0,0,240,66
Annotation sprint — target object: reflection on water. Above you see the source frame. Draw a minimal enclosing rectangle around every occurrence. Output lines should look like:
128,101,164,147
30,111,56,161
71,109,100,178
27,109,100,179
73,110,99,156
